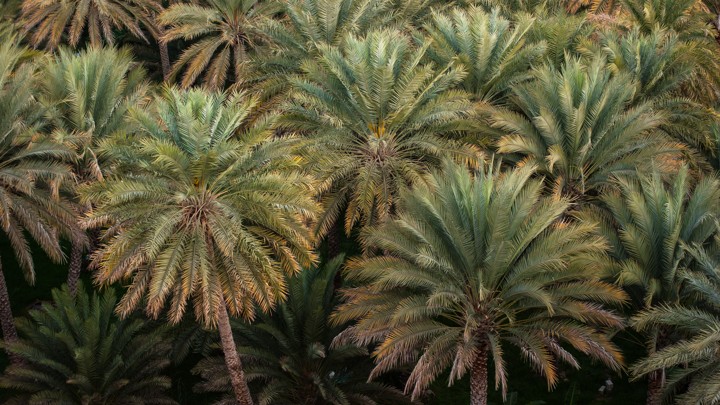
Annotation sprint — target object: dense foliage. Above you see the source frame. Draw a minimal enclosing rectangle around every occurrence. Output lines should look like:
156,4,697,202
1,0,720,404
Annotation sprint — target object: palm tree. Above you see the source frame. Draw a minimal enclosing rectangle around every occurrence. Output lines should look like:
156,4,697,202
0,283,175,404
158,0,278,90
577,167,720,404
421,6,546,103
333,160,627,405
194,256,411,405
630,244,720,405
41,47,148,295
20,0,160,48
282,29,481,241
600,28,720,168
0,38,82,361
250,0,390,101
490,55,680,200
82,88,317,405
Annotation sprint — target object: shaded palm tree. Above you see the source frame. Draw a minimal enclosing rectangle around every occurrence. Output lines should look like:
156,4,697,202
41,47,148,295
630,243,720,404
282,29,481,240
250,0,390,101
577,166,720,404
490,55,680,200
0,283,175,404
83,88,317,405
158,0,279,90
21,0,157,46
600,28,720,168
333,160,627,405
0,38,82,361
194,256,412,405
421,6,546,103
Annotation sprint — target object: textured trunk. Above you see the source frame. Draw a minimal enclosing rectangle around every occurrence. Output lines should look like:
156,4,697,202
646,369,664,405
470,343,489,405
646,327,669,405
67,242,83,296
218,304,254,405
158,39,171,81
0,260,20,363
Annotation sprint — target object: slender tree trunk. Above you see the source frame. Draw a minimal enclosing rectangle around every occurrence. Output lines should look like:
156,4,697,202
217,304,254,405
646,327,669,405
0,260,20,363
158,39,171,81
646,369,664,405
470,342,489,405
67,242,83,296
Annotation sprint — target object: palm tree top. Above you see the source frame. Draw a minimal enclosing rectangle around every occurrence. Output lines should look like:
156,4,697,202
84,87,318,327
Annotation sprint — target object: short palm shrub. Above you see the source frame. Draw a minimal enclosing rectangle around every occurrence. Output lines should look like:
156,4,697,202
0,283,175,404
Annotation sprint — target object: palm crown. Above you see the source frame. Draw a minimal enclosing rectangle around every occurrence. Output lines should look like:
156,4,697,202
159,0,277,89
84,87,317,325
20,0,160,49
283,29,481,237
491,55,679,198
0,283,175,404
333,160,627,403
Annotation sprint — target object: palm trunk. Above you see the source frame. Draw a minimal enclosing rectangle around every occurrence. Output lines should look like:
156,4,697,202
218,304,254,405
0,260,20,363
470,342,489,405
646,369,664,405
646,327,669,405
67,242,83,296
158,39,171,81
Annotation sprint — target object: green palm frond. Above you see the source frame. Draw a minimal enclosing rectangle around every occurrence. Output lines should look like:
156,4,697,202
333,159,627,401
0,283,175,404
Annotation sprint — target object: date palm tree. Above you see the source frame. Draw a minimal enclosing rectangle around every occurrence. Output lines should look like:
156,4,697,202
194,256,411,405
158,0,278,90
82,88,317,405
282,29,481,240
490,55,680,200
630,243,720,405
333,160,627,405
41,46,148,295
250,0,390,101
421,6,546,103
0,283,175,404
19,0,170,68
577,167,720,404
0,38,81,361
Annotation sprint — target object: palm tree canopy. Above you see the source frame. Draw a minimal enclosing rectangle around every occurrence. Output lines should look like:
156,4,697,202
83,87,318,327
491,55,680,198
158,0,278,89
0,283,176,404
0,38,82,281
20,0,160,49
578,166,720,308
333,160,627,400
195,256,411,405
41,47,148,182
283,28,481,237
422,6,546,102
